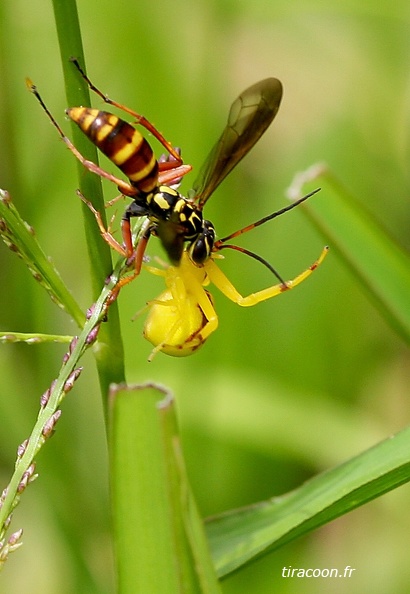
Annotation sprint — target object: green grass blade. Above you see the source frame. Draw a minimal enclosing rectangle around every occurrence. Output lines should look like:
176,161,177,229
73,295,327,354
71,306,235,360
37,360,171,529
0,190,84,326
109,383,222,594
207,425,410,577
289,164,410,343
52,0,112,286
50,0,126,393
0,256,123,554
0,332,72,344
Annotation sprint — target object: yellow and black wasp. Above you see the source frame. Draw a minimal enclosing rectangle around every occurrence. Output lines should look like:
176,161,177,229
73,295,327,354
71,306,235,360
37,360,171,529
28,61,328,358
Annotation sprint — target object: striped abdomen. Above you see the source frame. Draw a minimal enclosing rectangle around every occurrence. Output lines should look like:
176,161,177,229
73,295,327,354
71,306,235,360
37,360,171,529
66,107,159,194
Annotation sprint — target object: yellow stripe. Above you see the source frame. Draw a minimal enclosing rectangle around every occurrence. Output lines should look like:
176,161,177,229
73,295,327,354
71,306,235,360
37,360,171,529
67,107,96,132
95,122,114,142
172,199,186,213
93,113,119,141
152,194,171,210
128,152,157,182
159,185,178,196
112,129,143,165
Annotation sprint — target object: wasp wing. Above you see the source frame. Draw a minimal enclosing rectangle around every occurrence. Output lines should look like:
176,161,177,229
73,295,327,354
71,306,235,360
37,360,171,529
191,78,283,210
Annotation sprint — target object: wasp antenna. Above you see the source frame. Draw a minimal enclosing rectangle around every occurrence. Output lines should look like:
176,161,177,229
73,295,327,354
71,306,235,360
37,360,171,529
218,188,321,244
25,77,36,91
217,243,286,284
27,79,67,140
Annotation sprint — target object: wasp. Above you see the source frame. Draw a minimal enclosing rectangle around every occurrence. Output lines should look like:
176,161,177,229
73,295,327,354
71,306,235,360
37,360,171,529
28,61,328,357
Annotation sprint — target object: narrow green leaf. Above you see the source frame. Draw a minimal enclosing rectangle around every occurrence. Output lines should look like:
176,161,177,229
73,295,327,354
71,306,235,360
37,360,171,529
109,384,222,594
0,332,72,344
288,164,410,343
0,259,120,546
0,190,84,326
50,0,126,392
206,425,410,577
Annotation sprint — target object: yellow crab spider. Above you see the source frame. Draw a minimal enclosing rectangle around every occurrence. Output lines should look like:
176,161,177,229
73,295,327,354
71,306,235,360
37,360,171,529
143,246,329,360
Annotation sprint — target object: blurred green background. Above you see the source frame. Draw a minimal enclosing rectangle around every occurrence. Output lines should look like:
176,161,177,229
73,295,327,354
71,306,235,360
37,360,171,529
1,0,410,592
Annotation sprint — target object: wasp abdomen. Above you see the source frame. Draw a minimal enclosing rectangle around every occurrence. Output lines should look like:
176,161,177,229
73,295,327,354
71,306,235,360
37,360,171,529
66,107,158,193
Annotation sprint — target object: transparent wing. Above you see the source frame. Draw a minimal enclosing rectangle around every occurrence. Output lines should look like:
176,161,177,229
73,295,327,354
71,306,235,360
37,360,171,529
190,78,283,210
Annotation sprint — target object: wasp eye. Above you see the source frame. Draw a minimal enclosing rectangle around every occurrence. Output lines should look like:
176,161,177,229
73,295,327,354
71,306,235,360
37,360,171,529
188,221,215,264
189,236,208,264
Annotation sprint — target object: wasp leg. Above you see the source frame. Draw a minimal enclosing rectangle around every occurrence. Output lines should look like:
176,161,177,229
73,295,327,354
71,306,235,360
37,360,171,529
78,191,153,295
70,57,184,164
157,149,192,183
114,226,152,292
206,246,329,306
158,164,192,185
69,145,137,197
105,192,125,208
77,190,128,256
26,79,138,198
